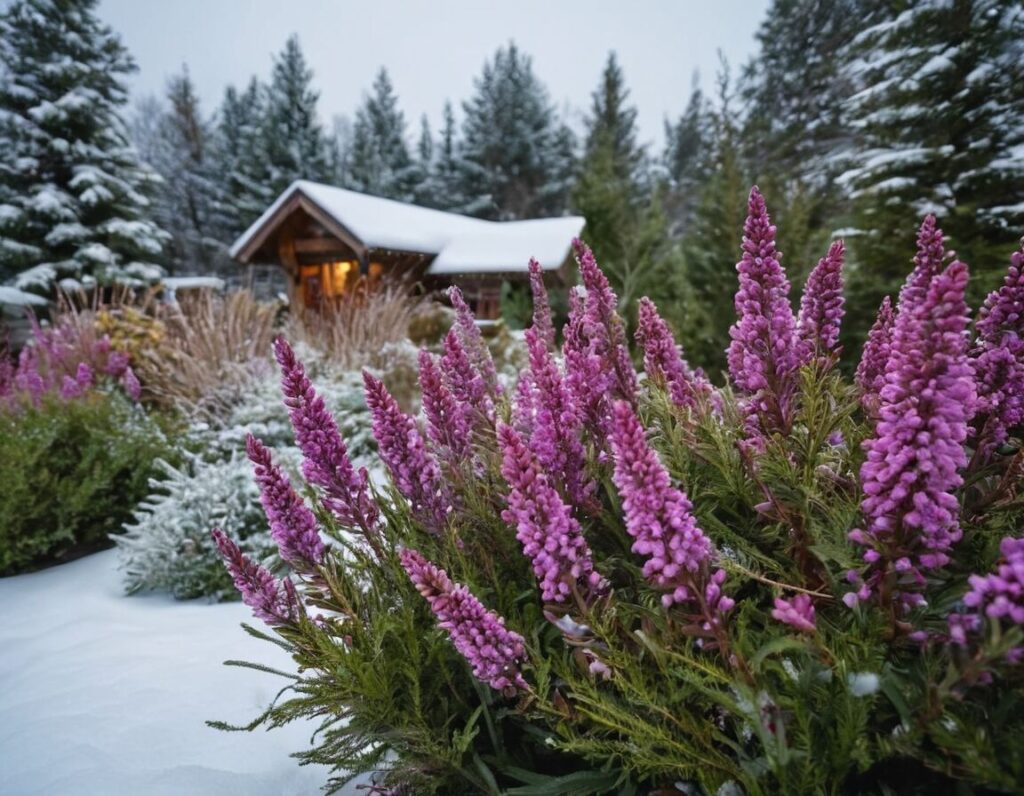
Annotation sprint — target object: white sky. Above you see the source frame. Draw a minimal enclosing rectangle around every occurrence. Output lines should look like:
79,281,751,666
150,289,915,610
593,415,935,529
97,0,770,150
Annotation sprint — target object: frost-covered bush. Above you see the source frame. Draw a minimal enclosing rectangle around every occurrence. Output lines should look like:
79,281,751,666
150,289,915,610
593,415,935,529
214,192,1024,794
116,454,277,600
0,393,173,575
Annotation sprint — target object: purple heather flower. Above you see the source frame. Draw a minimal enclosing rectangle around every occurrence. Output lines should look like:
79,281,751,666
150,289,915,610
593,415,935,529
511,368,536,435
972,245,1024,459
440,328,494,424
562,286,610,435
364,371,450,533
212,528,299,626
60,362,93,400
497,422,603,603
447,286,498,392
851,260,977,600
797,240,846,363
855,296,895,409
418,349,473,460
400,547,528,694
608,400,715,608
897,215,946,317
528,258,556,351
247,434,325,570
771,593,817,633
636,296,712,410
727,187,800,396
951,536,1024,646
105,350,130,377
573,239,638,405
274,337,379,532
522,326,594,507
120,366,141,401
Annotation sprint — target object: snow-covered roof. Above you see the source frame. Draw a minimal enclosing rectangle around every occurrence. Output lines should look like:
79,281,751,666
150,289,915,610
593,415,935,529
161,276,225,291
230,180,585,276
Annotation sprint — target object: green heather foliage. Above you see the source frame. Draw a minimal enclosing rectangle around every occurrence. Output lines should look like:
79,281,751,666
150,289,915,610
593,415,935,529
216,209,1024,795
0,393,173,575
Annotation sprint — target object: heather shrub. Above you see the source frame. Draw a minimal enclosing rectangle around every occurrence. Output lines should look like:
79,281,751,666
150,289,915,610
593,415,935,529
0,393,174,575
212,191,1024,794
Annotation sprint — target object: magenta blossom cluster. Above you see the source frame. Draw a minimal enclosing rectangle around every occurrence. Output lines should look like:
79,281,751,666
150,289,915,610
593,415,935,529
274,338,379,533
528,258,556,351
950,537,1024,647
849,257,976,605
855,296,895,410
247,434,325,571
497,422,603,603
212,528,298,626
972,245,1024,459
400,547,528,694
608,400,722,610
418,349,473,461
797,240,846,363
364,371,450,533
635,296,712,411
771,593,816,633
447,286,499,393
440,327,494,426
898,215,946,315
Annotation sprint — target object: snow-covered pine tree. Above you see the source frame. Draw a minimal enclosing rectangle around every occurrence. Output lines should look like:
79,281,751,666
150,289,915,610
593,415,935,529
574,52,668,314
412,114,436,207
458,43,576,220
0,0,168,292
261,35,331,196
663,75,713,237
345,68,417,201
839,0,1024,313
131,69,226,274
429,101,466,211
213,78,274,239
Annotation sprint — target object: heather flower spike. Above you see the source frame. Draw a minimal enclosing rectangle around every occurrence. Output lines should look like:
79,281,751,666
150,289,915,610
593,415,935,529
418,349,473,460
400,547,528,695
950,537,1024,647
497,422,603,603
851,260,976,603
636,296,711,411
608,400,716,608
897,215,946,316
855,295,895,407
440,327,494,424
528,257,556,351
772,593,816,633
246,434,325,571
273,337,379,533
447,286,498,391
212,528,299,626
797,240,846,363
364,371,450,533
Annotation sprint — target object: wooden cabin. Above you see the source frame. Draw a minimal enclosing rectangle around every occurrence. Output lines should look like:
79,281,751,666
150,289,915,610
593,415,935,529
229,180,586,320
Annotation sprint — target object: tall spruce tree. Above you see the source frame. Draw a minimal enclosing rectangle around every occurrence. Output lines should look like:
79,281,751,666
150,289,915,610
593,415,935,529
261,35,331,195
0,0,167,291
840,0,1024,328
663,76,713,236
430,101,466,211
213,78,273,239
346,68,417,201
132,68,225,273
459,43,576,219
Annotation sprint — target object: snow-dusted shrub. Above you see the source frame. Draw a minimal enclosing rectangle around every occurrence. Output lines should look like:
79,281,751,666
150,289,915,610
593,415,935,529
214,194,1024,795
116,454,277,600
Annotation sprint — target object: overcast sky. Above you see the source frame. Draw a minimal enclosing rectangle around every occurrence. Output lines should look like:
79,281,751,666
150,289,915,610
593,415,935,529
97,0,770,150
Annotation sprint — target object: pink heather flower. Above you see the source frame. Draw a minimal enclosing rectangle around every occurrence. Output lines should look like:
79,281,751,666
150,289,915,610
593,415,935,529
120,366,141,401
528,258,556,351
702,568,735,631
727,187,800,396
851,261,977,600
274,337,379,531
573,239,638,405
771,593,817,633
247,434,325,570
855,296,895,408
636,296,712,411
511,368,536,435
212,528,298,626
364,371,450,532
797,240,846,363
497,422,603,603
608,400,715,608
972,245,1024,459
447,286,498,391
440,328,494,424
60,362,93,400
522,326,593,507
897,215,946,317
562,286,610,434
400,547,528,694
105,350,130,377
950,537,1024,646
418,349,473,460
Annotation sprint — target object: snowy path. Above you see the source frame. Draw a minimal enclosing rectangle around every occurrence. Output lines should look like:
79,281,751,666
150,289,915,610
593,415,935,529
0,550,355,795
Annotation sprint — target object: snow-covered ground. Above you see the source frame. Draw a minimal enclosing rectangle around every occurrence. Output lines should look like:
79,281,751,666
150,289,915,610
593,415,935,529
0,549,354,795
